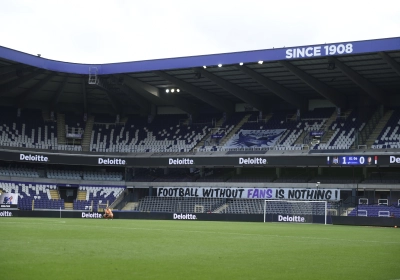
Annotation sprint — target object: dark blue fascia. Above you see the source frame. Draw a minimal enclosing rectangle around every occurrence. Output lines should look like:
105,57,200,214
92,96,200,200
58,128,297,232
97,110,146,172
0,37,399,75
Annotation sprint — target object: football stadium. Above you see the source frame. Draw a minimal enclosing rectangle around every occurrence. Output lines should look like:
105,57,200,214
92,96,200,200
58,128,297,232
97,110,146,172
0,37,400,279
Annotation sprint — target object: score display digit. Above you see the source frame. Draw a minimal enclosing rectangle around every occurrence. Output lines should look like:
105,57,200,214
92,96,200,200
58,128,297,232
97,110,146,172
328,156,377,165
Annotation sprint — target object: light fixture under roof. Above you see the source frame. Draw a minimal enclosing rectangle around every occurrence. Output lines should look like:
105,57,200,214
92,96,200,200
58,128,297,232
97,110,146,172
258,61,263,64
239,62,243,66
218,64,222,67
166,89,169,93
203,66,207,69
171,89,175,93
177,89,180,92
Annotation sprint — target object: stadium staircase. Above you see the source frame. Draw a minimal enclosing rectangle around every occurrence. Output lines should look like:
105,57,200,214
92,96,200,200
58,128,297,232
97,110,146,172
77,190,87,201
364,109,394,148
213,203,229,213
355,106,383,147
49,189,60,200
293,131,307,145
57,113,66,145
192,117,224,151
122,202,139,211
320,109,350,145
81,115,95,151
343,207,355,216
64,202,73,210
293,110,335,146
219,114,252,146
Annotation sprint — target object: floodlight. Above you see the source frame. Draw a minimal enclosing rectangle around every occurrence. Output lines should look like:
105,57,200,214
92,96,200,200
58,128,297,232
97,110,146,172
239,62,243,66
203,66,207,69
218,64,222,67
258,61,263,64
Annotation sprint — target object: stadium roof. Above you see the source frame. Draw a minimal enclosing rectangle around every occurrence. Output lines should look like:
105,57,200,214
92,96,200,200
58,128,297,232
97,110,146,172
0,37,399,115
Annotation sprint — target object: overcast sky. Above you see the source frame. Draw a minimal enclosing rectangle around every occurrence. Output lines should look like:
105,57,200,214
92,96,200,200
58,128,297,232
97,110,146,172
1,0,399,64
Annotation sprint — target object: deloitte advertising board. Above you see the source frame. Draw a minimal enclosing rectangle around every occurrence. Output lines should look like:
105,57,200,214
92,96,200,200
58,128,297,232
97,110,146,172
0,150,345,167
1,150,399,167
157,187,340,201
266,214,328,224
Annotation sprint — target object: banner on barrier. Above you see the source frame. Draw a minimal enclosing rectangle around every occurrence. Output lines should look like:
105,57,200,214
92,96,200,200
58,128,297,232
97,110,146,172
224,129,286,148
0,192,19,208
157,187,340,201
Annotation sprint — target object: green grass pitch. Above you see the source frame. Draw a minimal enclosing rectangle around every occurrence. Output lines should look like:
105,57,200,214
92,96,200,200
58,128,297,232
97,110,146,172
0,218,399,280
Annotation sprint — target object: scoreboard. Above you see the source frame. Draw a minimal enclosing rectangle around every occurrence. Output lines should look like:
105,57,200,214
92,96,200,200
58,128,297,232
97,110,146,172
327,156,378,166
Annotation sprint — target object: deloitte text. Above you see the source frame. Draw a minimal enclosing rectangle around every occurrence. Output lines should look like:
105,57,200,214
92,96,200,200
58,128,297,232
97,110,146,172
278,215,305,223
81,212,102,218
98,158,126,165
173,213,197,220
390,156,400,163
239,157,267,165
20,154,48,162
169,158,194,165
0,211,13,217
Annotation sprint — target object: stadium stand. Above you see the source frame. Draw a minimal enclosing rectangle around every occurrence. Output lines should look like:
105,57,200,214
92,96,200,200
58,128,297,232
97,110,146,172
46,169,123,181
0,180,124,211
0,36,400,228
137,197,225,213
0,107,58,150
2,107,400,153
274,175,309,183
82,171,123,181
315,110,366,150
363,172,400,184
348,205,400,217
0,181,63,210
371,110,400,149
309,176,362,184
74,185,125,211
221,199,333,215
89,114,212,153
0,166,39,178
47,169,81,180
219,108,332,151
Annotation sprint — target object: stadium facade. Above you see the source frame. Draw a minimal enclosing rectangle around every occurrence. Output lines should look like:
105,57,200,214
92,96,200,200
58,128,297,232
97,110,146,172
0,37,400,226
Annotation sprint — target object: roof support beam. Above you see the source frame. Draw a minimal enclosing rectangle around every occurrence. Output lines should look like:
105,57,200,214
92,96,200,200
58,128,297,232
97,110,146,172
0,65,31,75
155,71,234,113
123,75,169,107
198,68,269,111
0,66,16,75
123,75,164,104
17,73,57,106
50,76,69,111
0,70,44,96
236,65,307,110
0,70,17,83
95,77,122,113
123,75,159,97
379,52,400,77
119,84,151,114
328,57,387,105
279,61,346,108
159,90,199,116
